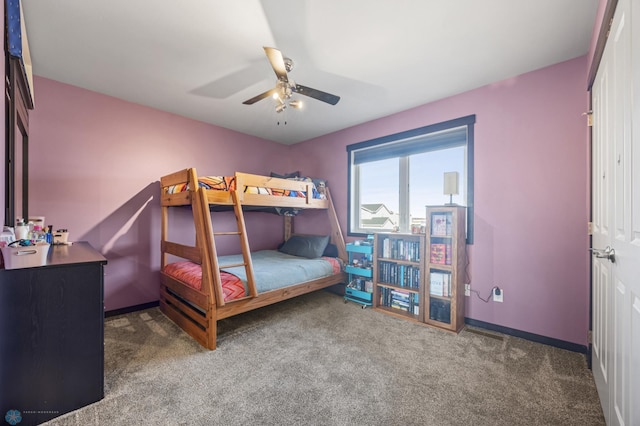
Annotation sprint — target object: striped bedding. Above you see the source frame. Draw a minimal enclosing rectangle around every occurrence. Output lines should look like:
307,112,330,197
163,261,246,302
164,176,325,199
163,250,343,303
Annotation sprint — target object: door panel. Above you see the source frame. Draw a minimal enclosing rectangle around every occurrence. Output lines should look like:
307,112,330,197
594,261,608,376
591,23,612,423
631,297,640,424
611,4,630,424
629,0,640,408
612,279,627,424
592,257,609,413
592,0,640,425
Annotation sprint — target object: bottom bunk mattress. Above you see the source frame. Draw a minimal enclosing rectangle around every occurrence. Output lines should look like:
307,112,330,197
163,250,343,303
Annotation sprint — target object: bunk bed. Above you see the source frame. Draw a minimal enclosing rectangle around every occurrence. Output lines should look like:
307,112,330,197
159,168,348,350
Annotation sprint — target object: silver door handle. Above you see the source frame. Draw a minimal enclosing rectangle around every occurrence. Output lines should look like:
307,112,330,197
590,246,616,263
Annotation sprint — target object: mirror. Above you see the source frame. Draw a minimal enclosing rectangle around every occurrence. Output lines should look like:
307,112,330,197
5,57,31,226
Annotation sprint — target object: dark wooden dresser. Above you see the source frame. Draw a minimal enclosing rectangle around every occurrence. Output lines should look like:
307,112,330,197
0,242,107,426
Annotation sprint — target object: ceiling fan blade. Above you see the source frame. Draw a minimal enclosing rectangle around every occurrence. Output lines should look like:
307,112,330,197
264,47,288,83
294,84,340,105
242,88,276,105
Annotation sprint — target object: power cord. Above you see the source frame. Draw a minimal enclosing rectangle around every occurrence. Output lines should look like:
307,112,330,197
463,248,502,303
470,286,500,303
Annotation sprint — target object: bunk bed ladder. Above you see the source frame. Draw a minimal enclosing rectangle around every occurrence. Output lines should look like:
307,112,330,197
160,168,217,350
325,187,348,262
205,190,258,307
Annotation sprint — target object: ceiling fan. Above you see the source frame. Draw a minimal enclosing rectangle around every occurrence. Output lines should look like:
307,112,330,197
242,47,340,112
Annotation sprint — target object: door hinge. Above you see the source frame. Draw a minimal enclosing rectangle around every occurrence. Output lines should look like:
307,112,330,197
583,110,593,127
588,222,593,235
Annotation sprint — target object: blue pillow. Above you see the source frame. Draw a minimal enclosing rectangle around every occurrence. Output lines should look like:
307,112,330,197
278,235,330,259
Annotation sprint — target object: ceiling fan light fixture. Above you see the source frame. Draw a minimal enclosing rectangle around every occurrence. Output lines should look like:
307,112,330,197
289,99,303,109
275,103,287,113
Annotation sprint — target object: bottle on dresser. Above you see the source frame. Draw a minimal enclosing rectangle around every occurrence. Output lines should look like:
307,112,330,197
29,225,48,243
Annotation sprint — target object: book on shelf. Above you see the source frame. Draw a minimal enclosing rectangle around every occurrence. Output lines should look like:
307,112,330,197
379,237,421,262
429,298,451,323
378,262,420,289
430,243,453,265
430,244,445,264
429,271,451,297
431,214,449,236
379,287,419,315
430,272,444,296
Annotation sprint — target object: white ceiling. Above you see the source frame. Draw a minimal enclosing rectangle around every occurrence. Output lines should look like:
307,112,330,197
22,0,599,145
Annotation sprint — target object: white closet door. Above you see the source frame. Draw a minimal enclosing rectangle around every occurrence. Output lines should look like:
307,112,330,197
591,0,640,424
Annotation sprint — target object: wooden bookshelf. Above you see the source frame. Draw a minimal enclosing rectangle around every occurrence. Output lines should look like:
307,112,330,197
425,205,466,332
372,232,425,322
372,206,467,333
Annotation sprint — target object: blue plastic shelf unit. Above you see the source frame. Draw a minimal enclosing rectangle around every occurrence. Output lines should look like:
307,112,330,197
344,242,374,308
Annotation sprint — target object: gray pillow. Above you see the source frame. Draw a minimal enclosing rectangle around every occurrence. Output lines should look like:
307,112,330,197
278,235,330,259
270,171,300,179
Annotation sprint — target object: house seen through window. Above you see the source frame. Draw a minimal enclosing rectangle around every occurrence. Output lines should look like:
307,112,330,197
347,115,475,243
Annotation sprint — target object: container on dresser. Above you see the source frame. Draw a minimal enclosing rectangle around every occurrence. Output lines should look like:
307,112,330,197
425,205,466,333
344,240,374,308
373,232,425,322
0,242,107,426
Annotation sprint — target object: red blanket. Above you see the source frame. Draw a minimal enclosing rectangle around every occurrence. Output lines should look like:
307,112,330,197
163,261,245,302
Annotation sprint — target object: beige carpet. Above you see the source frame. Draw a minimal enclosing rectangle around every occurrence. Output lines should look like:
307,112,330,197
44,291,604,425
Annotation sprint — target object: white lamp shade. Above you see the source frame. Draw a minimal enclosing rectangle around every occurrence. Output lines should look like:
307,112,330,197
443,172,459,195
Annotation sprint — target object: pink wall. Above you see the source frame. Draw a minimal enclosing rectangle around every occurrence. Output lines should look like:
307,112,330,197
25,59,592,345
9,4,609,346
29,77,292,310
291,56,591,346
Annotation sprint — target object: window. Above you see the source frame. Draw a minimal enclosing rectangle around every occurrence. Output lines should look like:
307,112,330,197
347,115,475,243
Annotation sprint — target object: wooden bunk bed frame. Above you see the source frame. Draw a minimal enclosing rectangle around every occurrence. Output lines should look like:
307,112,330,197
159,168,348,350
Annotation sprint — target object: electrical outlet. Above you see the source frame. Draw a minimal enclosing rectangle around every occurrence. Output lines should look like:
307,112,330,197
464,284,470,297
493,287,503,303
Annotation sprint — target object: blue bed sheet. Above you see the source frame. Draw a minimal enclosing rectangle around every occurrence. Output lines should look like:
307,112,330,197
219,249,340,294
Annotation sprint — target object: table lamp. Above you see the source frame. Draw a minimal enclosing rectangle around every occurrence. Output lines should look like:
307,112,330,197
443,172,459,205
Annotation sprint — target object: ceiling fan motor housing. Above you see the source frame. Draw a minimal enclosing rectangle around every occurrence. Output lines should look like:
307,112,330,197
283,57,294,72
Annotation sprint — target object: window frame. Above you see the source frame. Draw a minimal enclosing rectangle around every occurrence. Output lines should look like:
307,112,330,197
346,115,475,244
